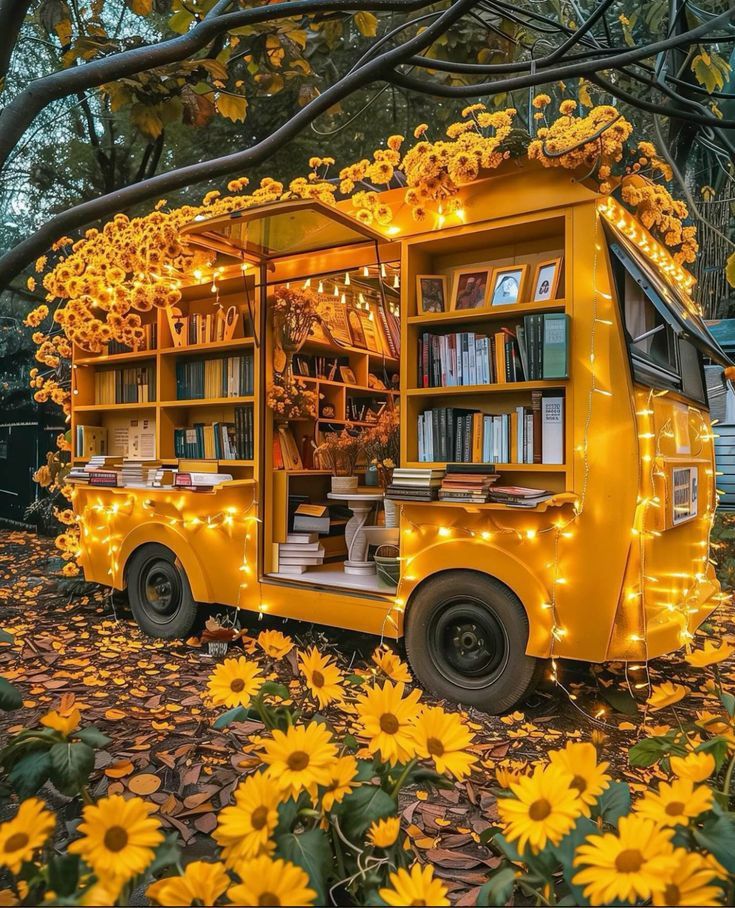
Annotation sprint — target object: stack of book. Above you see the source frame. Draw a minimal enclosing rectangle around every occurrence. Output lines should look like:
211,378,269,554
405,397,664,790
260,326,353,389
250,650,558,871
121,460,161,487
95,365,156,405
438,464,499,502
488,486,552,508
174,470,233,491
386,467,445,501
276,532,326,574
175,353,253,400
69,456,125,487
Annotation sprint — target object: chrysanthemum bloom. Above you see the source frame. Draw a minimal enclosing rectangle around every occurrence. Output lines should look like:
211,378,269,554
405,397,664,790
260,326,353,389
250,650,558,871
410,706,477,780
368,816,400,848
379,864,449,907
355,681,422,765
670,750,716,782
298,647,344,709
69,795,163,883
498,763,582,854
207,656,262,709
260,721,338,798
257,629,294,659
321,755,359,811
146,860,230,907
651,848,724,907
213,772,280,865
371,647,412,683
685,639,734,667
548,741,610,815
0,798,55,874
573,814,678,904
228,855,316,906
636,778,713,827
647,681,688,711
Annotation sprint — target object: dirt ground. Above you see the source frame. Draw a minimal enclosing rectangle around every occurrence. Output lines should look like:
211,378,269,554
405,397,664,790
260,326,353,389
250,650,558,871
1,528,733,905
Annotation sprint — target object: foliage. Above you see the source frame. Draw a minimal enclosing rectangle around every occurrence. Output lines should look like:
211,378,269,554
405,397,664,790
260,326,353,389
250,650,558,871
314,428,363,477
362,403,400,488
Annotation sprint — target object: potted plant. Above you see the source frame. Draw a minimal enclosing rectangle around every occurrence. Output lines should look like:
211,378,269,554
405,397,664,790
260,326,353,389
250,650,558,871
270,284,320,379
315,429,363,493
362,404,400,526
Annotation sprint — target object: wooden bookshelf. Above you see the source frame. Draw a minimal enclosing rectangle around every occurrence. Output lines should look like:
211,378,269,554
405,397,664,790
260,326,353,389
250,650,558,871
406,298,566,327
406,380,567,397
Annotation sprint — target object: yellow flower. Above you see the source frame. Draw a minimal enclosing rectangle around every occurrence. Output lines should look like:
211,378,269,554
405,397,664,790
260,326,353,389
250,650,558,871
354,681,422,765
648,681,688,711
321,755,358,811
228,855,316,906
495,759,528,788
40,706,81,737
670,751,716,782
146,861,230,906
371,647,412,683
379,864,449,907
213,772,280,865
652,849,723,906
573,814,677,904
257,629,294,659
559,99,578,115
497,763,582,854
686,639,734,667
413,123,428,138
68,794,163,883
636,778,713,827
368,816,400,848
410,706,477,780
78,877,122,907
207,656,262,708
260,721,338,798
0,798,55,874
532,93,551,109
298,647,344,709
548,742,610,814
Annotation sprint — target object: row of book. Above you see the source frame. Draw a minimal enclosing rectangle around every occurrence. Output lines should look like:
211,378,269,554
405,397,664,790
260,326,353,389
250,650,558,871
173,405,253,461
175,354,254,401
168,307,244,348
417,394,564,465
386,466,552,507
417,313,568,388
106,324,158,355
95,366,156,405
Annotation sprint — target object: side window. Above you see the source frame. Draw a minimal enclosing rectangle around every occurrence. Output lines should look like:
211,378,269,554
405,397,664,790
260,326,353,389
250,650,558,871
622,270,678,379
679,336,705,404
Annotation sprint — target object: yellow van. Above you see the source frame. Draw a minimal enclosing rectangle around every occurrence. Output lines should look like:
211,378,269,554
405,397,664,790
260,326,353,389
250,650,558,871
70,163,729,713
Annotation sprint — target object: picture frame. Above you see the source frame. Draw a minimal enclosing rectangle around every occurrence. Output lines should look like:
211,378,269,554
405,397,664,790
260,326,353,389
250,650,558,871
346,306,367,348
531,256,563,302
416,274,448,314
339,365,357,385
489,264,528,307
451,268,492,311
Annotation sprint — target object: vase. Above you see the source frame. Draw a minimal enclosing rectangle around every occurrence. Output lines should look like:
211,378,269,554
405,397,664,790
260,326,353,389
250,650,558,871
331,475,359,494
383,496,399,528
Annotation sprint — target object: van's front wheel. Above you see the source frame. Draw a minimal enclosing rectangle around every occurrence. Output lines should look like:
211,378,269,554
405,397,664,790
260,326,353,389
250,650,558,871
405,571,540,714
127,544,198,639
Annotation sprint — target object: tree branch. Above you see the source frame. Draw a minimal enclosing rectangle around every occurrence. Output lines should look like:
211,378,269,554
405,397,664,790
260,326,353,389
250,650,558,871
0,0,31,88
0,0,475,287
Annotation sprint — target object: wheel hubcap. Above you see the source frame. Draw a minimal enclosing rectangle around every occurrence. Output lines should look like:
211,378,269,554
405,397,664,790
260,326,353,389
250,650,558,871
140,560,181,621
428,598,508,690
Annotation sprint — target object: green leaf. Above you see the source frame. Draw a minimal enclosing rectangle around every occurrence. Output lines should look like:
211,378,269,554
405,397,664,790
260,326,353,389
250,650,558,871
477,867,516,906
595,781,631,825
276,827,330,905
697,736,731,770
0,677,22,711
74,726,111,749
47,853,80,898
598,686,638,716
149,833,181,875
260,680,290,701
168,9,194,33
213,706,250,729
0,629,14,644
8,749,52,798
694,816,735,872
48,742,94,796
692,51,730,94
552,816,597,905
337,784,396,839
344,673,366,686
628,736,676,767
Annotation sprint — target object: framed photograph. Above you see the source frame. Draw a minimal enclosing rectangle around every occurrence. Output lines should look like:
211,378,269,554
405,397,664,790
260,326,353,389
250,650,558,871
346,307,367,348
452,268,492,311
339,365,357,385
489,264,528,307
416,274,448,314
532,257,563,301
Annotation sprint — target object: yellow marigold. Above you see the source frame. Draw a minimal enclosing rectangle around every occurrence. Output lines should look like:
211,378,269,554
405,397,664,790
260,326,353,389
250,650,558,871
532,94,551,109
387,134,404,151
559,99,578,115
413,123,428,138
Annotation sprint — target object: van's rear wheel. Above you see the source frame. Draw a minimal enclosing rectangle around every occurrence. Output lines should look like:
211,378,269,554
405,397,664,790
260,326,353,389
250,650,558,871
127,544,198,639
405,571,540,714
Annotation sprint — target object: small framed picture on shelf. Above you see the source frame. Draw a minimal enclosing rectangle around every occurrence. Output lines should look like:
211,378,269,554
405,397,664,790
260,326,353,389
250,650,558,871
489,264,528,307
346,307,367,348
416,275,448,314
531,257,563,301
339,365,357,385
452,268,492,310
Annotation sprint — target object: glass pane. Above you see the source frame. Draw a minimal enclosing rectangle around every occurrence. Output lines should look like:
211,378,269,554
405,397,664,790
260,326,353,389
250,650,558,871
621,270,678,374
679,337,705,404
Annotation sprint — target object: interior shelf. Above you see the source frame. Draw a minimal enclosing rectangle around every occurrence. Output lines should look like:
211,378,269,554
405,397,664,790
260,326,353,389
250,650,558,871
407,298,566,326
406,380,567,396
161,396,254,408
405,461,567,472
159,337,255,356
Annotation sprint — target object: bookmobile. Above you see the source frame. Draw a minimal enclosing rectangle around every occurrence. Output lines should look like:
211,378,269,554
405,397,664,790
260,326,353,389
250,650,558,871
69,162,731,713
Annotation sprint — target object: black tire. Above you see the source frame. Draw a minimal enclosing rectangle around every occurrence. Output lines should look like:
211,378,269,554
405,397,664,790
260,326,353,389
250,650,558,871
405,570,540,714
126,544,198,639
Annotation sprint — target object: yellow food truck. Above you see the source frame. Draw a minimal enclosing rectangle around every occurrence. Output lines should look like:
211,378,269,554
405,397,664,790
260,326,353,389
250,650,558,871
70,163,730,713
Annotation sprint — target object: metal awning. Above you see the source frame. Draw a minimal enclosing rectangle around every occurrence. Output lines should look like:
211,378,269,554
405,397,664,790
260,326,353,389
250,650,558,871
181,198,389,265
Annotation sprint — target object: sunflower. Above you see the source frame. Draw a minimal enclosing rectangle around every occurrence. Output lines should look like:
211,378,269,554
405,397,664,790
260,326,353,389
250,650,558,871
207,656,262,709
636,778,713,827
685,639,734,667
573,814,678,904
68,794,163,883
321,755,359,811
260,721,338,798
257,630,294,659
77,876,123,907
497,763,582,854
146,861,230,907
410,706,477,780
548,742,610,814
0,798,55,874
298,647,344,709
213,771,280,865
670,751,716,782
371,647,412,683
379,864,449,907
368,816,400,848
354,681,422,765
228,855,316,907
652,849,723,907
648,681,688,711
495,760,529,789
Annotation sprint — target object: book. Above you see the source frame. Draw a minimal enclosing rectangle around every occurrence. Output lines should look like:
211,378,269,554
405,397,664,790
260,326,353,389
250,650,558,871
542,313,569,380
76,425,107,458
541,396,564,464
175,353,253,400
293,514,331,533
94,364,155,405
286,532,319,544
295,503,329,518
175,471,233,488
